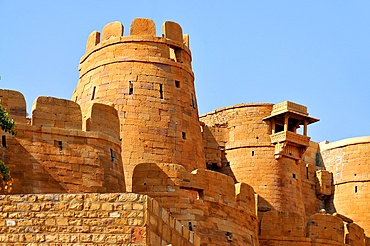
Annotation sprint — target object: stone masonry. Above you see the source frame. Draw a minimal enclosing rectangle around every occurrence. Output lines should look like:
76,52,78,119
0,18,369,245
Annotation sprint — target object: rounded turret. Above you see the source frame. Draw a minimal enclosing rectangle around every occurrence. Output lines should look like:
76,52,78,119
72,18,205,190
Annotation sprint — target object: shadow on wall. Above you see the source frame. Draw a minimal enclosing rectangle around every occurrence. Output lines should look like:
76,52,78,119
202,125,238,183
7,138,67,194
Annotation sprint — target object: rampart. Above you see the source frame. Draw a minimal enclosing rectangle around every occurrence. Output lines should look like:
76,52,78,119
320,137,370,235
73,18,205,191
0,89,125,194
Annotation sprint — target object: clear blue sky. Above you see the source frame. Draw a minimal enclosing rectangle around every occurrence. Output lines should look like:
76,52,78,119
1,1,370,143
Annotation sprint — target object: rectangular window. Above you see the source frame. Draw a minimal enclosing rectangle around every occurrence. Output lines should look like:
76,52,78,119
175,80,180,88
91,86,96,100
1,136,6,148
110,148,115,162
129,81,133,95
182,132,186,140
159,84,163,99
191,93,196,109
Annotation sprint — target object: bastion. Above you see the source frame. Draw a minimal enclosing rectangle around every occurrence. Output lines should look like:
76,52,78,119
0,18,369,246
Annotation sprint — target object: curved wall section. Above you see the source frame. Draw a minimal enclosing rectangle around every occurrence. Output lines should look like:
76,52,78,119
320,137,370,235
73,18,205,191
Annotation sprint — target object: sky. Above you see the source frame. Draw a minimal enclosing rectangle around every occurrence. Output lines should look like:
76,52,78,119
1,1,370,143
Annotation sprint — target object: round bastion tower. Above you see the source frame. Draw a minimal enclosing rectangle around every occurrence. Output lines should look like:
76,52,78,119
72,18,205,190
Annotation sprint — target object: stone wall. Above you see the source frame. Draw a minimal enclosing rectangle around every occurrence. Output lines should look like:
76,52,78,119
320,137,370,235
0,193,198,245
73,18,205,191
0,90,125,194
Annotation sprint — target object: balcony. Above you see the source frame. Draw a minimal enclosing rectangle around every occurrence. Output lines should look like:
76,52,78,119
270,131,310,147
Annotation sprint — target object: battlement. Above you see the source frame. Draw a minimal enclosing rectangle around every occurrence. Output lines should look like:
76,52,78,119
85,18,188,52
0,89,124,194
1,90,120,141
80,18,191,75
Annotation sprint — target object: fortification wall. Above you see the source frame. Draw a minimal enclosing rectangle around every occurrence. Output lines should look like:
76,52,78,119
132,163,259,246
0,193,199,245
0,89,125,194
73,18,205,191
320,137,370,235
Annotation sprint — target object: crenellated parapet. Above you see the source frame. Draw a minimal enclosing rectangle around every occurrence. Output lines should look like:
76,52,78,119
0,89,125,194
79,18,192,79
132,163,259,245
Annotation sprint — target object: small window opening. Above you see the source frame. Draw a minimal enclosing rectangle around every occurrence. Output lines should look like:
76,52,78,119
182,132,186,139
252,151,255,156
159,84,163,99
58,141,62,151
354,173,357,176
110,148,115,162
306,165,309,179
91,86,96,100
191,93,196,109
129,81,133,95
1,136,6,148
226,162,230,167
75,96,78,102
175,80,180,88
292,173,296,179
188,222,193,231
197,190,204,200
355,186,358,193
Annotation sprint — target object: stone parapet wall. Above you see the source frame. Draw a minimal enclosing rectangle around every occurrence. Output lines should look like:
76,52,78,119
0,193,198,245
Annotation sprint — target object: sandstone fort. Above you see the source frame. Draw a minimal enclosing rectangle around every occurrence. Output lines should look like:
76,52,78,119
0,18,369,245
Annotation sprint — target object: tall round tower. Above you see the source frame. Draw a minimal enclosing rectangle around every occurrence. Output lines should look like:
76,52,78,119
72,18,205,190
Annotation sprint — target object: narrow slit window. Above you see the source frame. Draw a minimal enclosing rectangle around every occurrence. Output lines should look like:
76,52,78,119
110,148,115,162
129,81,133,95
1,136,6,148
91,86,96,100
355,186,358,193
159,84,163,99
252,151,255,156
306,165,309,179
292,173,296,179
75,96,78,102
191,93,196,109
58,141,63,151
188,222,193,231
175,80,180,88
182,132,186,140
